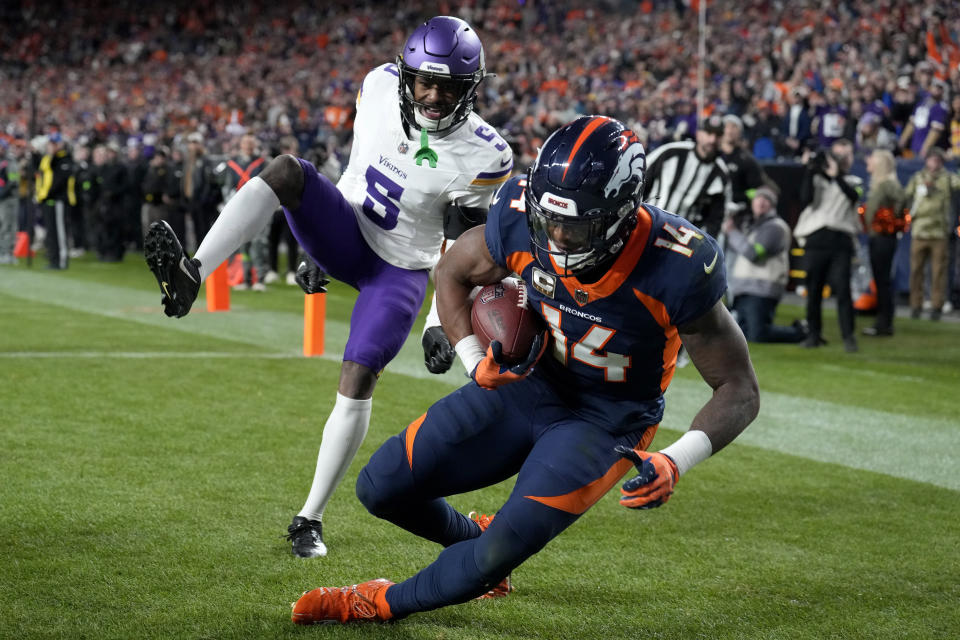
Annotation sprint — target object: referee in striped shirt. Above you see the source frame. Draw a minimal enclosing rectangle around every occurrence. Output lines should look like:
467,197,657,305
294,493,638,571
643,113,732,238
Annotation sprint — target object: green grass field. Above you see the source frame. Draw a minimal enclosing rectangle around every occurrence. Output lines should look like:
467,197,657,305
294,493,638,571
1,254,958,640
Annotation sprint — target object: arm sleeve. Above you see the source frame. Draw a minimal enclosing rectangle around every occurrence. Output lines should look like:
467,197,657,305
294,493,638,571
670,232,728,327
798,167,816,208
455,146,514,210
482,178,526,270
443,202,488,240
835,175,862,204
724,228,751,255
749,221,788,259
726,222,786,263
484,204,509,268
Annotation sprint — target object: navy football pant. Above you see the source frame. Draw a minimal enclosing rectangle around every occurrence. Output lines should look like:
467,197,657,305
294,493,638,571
356,375,657,619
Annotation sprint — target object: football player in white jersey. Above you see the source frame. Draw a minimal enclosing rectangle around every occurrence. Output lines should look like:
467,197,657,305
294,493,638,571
144,16,512,558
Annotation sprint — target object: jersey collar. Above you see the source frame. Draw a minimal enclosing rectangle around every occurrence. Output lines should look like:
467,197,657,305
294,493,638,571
555,206,653,307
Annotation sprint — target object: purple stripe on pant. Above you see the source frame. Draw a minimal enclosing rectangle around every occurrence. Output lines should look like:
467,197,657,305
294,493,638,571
283,158,429,372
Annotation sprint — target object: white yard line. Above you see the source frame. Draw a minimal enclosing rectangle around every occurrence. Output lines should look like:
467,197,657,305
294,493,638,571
2,269,957,491
661,378,959,491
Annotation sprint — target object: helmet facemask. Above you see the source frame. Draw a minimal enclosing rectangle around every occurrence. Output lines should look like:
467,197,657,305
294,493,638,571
527,181,637,277
397,60,483,134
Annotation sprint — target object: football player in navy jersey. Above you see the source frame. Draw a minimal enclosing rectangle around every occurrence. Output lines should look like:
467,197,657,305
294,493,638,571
290,116,759,625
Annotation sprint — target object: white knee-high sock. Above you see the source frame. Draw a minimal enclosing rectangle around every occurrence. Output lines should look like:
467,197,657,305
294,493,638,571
193,177,280,280
298,393,372,522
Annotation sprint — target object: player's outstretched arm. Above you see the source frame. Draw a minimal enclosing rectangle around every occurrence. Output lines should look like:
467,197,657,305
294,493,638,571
678,299,760,455
618,300,758,510
420,203,493,375
434,226,510,373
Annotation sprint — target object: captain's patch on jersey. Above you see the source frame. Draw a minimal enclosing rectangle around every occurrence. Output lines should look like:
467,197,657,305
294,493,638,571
532,268,556,298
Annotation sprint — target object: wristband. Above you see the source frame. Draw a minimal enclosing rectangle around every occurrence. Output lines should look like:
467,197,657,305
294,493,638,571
658,430,713,477
454,334,486,376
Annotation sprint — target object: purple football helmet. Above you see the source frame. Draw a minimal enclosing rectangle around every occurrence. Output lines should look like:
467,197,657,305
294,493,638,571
397,16,485,134
526,116,646,277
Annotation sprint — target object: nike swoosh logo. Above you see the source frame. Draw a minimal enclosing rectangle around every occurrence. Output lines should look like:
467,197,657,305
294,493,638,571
179,257,199,283
703,251,719,274
500,157,512,167
161,281,171,298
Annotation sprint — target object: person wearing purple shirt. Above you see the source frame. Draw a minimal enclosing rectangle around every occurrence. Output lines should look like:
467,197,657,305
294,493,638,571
899,79,949,159
813,85,849,149
670,100,698,141
861,84,891,129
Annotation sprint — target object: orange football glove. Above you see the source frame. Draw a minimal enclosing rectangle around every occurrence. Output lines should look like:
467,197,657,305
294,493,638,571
471,331,548,390
615,445,679,509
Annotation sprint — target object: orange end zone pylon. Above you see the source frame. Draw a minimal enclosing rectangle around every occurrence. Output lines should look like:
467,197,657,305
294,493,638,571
205,261,231,312
304,292,326,357
13,231,35,258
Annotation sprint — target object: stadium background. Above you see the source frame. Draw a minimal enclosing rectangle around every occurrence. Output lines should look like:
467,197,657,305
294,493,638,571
4,0,960,294
1,1,959,638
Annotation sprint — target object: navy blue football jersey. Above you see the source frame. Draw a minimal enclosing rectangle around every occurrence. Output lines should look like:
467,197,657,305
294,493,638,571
485,176,727,433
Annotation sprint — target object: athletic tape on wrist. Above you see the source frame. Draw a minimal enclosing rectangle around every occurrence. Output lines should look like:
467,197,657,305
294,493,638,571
659,430,713,477
454,334,486,376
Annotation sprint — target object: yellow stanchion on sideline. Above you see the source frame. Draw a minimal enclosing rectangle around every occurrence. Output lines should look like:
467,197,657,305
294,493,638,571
304,293,325,357
205,261,231,312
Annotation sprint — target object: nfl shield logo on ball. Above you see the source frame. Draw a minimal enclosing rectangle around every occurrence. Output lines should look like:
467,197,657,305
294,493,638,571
478,284,505,304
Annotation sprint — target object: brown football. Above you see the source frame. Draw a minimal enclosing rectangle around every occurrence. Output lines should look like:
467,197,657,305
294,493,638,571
471,278,544,363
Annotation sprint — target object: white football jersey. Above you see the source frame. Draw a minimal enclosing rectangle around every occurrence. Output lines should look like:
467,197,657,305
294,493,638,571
336,63,514,270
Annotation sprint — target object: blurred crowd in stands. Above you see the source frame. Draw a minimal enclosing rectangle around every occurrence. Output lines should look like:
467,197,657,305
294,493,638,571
3,0,960,164
1,0,959,328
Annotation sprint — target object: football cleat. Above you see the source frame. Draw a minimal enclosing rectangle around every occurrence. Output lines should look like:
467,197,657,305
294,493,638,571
285,516,327,558
144,220,201,318
291,578,394,625
469,511,514,599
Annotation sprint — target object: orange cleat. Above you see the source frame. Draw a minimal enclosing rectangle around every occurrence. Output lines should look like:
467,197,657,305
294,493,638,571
291,578,394,625
469,511,514,599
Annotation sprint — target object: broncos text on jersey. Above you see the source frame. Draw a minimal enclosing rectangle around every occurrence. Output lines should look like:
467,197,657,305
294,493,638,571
484,176,727,434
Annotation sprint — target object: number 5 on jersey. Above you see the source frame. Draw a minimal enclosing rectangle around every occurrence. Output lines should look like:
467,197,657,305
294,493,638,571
362,166,404,230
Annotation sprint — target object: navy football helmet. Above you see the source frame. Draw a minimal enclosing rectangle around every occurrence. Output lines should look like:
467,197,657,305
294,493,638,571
526,116,646,277
397,16,485,134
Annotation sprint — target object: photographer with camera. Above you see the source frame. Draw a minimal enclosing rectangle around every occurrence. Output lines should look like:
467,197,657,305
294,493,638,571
793,139,863,352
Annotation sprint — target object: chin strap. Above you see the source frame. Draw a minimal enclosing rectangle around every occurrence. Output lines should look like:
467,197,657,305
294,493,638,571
414,127,439,168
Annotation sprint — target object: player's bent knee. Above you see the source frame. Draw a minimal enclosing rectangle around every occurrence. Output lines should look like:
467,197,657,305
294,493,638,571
355,467,387,516
338,361,379,399
260,154,305,210
356,435,411,517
